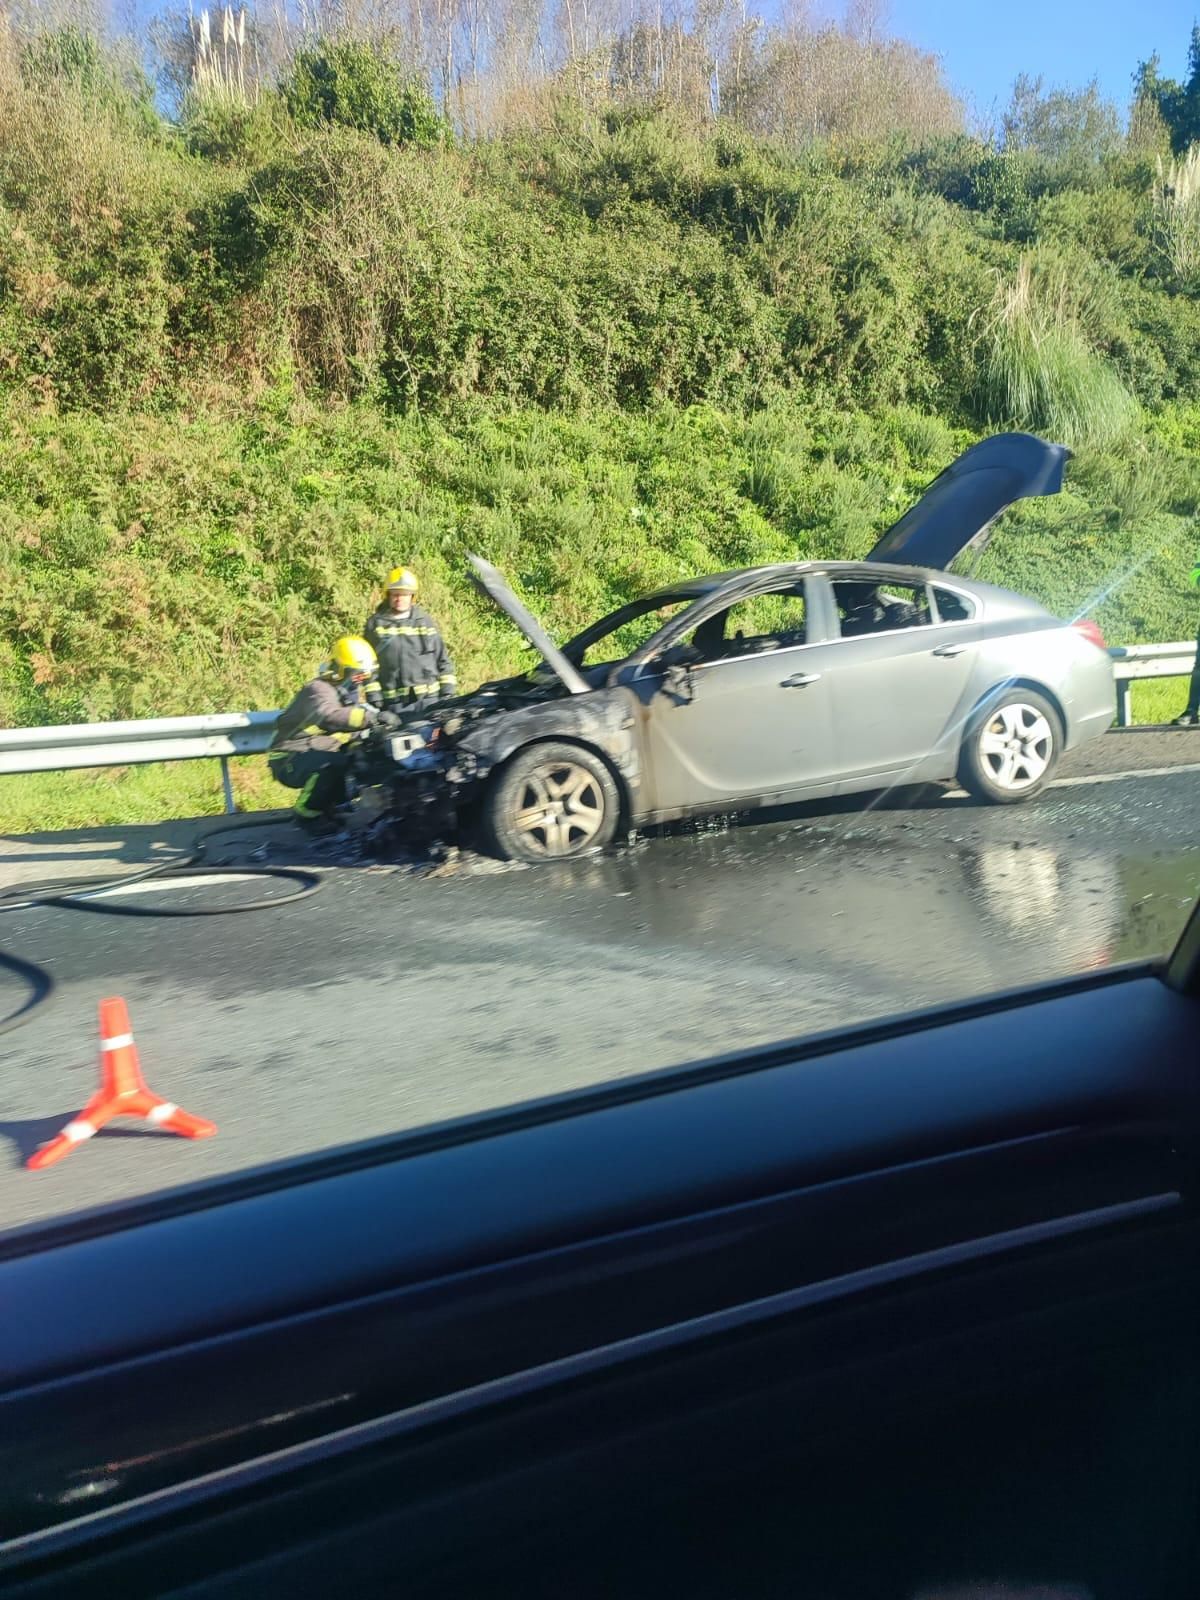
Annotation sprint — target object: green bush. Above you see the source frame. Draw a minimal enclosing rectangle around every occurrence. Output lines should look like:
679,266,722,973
1036,185,1150,272
0,57,221,408
243,129,478,403
280,42,447,149
19,24,159,136
181,90,292,167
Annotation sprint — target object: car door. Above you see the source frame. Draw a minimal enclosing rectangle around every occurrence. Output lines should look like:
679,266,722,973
825,577,984,785
629,580,839,818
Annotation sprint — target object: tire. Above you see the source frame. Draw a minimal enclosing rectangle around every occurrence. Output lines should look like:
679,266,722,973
958,688,1063,805
488,742,622,863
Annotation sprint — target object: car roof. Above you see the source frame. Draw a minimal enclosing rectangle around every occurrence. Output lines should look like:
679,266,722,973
633,563,1049,624
638,561,981,604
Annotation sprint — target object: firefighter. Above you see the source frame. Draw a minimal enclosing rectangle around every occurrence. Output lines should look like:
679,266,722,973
364,567,457,711
268,637,382,835
1172,563,1200,727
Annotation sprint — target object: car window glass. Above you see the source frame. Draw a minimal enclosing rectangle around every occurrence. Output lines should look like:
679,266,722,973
676,588,808,664
933,586,975,622
833,580,932,638
578,601,692,667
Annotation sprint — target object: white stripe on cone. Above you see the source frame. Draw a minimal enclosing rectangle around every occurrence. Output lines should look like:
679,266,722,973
101,1033,134,1052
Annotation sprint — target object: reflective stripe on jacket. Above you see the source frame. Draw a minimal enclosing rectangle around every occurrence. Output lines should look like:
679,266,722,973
364,605,456,703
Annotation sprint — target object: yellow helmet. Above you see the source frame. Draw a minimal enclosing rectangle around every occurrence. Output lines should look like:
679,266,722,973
326,636,378,682
386,566,419,594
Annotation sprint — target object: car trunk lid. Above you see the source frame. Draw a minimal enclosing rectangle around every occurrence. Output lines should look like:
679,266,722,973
864,433,1071,571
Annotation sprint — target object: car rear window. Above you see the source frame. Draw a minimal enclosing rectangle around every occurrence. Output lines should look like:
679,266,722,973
933,587,975,622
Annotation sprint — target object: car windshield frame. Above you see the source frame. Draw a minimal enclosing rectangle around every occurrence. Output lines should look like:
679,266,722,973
560,591,700,666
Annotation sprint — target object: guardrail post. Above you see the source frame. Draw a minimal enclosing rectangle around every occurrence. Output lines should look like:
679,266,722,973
1113,672,1132,729
1115,678,1131,729
220,757,236,814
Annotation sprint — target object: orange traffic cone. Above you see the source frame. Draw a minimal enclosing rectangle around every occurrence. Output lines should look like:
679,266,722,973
27,997,216,1171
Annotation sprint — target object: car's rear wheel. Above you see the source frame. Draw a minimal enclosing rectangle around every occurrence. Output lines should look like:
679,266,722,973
488,742,621,863
958,689,1063,805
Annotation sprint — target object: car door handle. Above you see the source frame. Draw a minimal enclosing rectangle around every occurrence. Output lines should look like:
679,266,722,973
932,643,968,658
780,672,822,688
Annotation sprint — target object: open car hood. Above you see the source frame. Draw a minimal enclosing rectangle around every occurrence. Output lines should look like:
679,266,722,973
865,433,1071,570
467,554,591,696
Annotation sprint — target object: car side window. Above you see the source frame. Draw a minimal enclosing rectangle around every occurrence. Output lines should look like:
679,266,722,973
932,586,975,623
678,588,808,664
833,580,932,639
579,601,692,667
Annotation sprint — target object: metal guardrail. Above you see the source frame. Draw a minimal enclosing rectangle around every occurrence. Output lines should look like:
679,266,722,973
0,712,279,813
0,640,1194,813
1109,641,1196,728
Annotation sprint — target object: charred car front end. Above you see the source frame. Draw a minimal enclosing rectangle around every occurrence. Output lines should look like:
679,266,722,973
346,626,642,855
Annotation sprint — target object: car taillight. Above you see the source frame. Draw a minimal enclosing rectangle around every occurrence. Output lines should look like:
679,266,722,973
1072,619,1107,652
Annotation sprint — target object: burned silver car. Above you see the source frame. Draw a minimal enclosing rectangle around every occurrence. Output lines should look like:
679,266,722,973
358,434,1115,863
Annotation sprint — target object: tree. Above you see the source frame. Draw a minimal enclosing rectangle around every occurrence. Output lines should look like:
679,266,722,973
844,0,888,46
1133,26,1200,155
1001,73,1120,168
734,23,962,147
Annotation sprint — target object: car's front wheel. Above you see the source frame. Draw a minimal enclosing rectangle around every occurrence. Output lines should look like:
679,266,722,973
959,689,1062,804
488,742,621,863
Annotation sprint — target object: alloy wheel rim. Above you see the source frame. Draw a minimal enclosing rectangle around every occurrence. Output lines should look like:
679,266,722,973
511,762,606,857
978,703,1054,791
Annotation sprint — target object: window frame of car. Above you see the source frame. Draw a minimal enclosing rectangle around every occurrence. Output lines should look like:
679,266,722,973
825,571,980,643
560,591,699,668
622,570,831,683
929,581,978,625
6,922,1200,1572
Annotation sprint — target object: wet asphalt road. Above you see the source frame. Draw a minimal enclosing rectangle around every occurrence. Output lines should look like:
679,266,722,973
1,732,1199,1236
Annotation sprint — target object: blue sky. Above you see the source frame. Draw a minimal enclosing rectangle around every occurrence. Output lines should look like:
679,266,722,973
888,1,1198,125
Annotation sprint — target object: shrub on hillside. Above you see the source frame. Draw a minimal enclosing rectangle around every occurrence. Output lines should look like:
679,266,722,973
243,129,476,402
1114,280,1200,406
1036,185,1150,273
280,41,447,149
181,88,292,166
19,24,159,136
243,127,786,411
0,43,214,407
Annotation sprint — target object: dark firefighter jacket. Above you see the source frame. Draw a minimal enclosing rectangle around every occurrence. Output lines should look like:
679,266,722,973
363,605,457,704
268,677,377,757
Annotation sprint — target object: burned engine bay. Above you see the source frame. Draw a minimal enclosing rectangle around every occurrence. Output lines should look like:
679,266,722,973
344,667,639,858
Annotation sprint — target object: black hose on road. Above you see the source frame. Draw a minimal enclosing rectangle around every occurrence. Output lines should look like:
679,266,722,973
0,949,57,1038
0,814,324,1033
